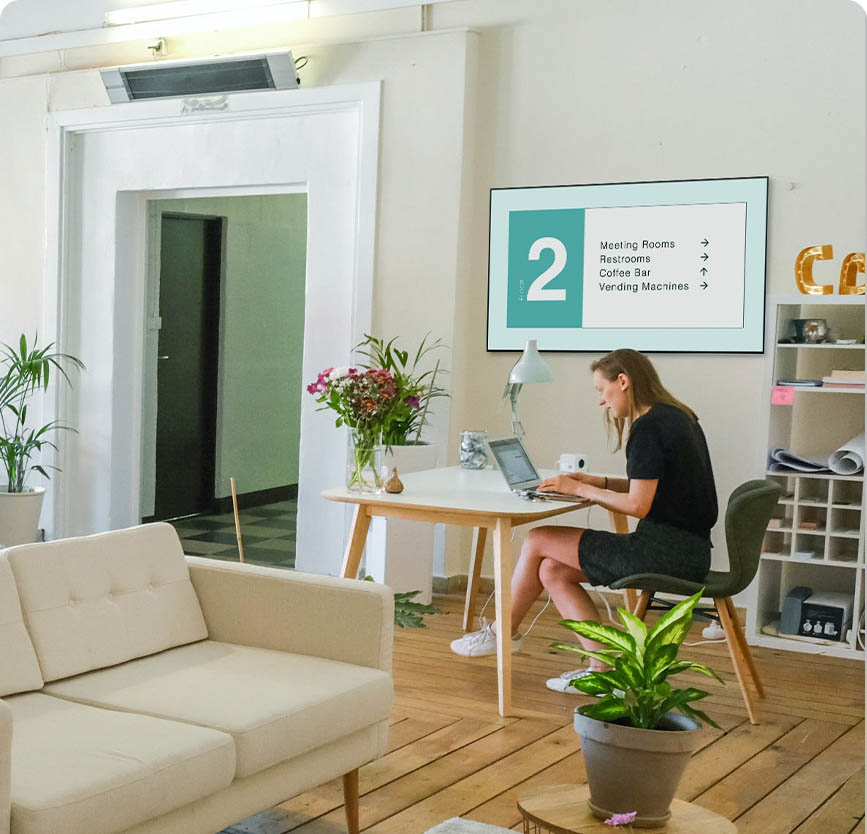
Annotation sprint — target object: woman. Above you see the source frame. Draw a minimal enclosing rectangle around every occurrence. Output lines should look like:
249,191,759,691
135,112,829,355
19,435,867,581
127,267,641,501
450,349,718,690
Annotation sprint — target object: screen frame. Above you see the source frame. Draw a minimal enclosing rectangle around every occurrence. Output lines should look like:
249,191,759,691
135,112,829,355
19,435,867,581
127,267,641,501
486,175,769,355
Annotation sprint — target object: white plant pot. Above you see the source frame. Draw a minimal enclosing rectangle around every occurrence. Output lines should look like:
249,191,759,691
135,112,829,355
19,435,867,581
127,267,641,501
0,486,46,547
367,443,441,603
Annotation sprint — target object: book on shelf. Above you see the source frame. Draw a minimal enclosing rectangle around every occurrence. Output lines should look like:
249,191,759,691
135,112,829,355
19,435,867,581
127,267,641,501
822,376,865,389
830,369,866,379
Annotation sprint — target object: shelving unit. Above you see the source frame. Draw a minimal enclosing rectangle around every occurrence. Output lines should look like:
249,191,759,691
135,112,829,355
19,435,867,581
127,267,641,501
747,296,865,659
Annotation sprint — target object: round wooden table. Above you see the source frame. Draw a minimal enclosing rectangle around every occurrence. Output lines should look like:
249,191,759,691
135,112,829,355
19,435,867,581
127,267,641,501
517,784,737,833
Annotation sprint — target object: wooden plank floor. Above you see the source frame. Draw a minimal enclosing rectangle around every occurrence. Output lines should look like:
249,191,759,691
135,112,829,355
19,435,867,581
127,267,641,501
227,593,865,834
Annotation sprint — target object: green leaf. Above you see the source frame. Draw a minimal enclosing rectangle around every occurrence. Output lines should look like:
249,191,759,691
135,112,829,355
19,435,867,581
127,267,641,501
617,608,648,656
558,619,637,656
570,675,609,696
644,643,678,685
679,702,721,730
549,642,620,668
577,698,629,722
645,589,704,653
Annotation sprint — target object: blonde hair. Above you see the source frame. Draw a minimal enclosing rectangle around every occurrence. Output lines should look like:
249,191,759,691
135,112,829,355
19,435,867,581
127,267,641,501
590,349,697,451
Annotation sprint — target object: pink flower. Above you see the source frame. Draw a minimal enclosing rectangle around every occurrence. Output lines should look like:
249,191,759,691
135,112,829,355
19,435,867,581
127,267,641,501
604,812,637,826
405,395,420,409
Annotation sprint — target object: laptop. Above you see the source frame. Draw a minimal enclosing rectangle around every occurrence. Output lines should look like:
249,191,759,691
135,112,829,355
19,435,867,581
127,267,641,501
487,435,585,502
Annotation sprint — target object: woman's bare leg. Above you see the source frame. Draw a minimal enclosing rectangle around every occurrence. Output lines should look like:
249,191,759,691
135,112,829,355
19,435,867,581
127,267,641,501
508,525,585,633
507,526,609,668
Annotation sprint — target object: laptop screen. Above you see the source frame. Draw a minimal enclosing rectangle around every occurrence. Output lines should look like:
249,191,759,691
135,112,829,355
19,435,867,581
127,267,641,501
488,436,540,488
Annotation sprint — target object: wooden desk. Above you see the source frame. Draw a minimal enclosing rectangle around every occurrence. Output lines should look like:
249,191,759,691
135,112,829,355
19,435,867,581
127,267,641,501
324,467,629,717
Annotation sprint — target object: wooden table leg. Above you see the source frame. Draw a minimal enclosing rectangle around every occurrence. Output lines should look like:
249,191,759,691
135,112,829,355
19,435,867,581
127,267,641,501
607,509,637,612
492,517,513,717
340,504,372,579
463,526,487,631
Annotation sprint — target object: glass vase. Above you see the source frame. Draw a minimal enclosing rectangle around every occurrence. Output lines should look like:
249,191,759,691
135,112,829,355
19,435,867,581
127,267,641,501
459,430,488,469
346,429,385,494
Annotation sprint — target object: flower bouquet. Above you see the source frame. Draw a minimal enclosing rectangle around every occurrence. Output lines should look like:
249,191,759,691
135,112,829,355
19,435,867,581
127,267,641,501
307,367,398,491
307,334,448,492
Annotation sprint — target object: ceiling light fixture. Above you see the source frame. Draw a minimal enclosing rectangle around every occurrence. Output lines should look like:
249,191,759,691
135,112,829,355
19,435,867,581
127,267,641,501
105,0,309,27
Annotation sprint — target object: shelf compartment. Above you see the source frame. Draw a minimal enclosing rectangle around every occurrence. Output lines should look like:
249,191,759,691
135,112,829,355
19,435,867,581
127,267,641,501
830,479,863,507
793,533,826,561
761,530,791,558
828,537,861,564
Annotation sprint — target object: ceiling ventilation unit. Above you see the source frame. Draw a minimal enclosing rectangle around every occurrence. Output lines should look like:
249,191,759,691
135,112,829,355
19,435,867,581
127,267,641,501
100,51,299,103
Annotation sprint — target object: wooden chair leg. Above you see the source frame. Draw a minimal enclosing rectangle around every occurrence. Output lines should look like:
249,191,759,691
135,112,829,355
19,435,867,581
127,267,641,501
343,768,359,834
724,596,765,699
462,526,487,631
633,590,652,620
716,598,760,724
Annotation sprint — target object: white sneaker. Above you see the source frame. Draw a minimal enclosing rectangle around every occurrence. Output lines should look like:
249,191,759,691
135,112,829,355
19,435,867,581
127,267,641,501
449,619,523,657
545,668,594,693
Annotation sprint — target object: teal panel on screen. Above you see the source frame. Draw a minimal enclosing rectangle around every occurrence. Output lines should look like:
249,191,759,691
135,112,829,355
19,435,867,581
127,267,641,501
488,176,768,354
507,208,584,328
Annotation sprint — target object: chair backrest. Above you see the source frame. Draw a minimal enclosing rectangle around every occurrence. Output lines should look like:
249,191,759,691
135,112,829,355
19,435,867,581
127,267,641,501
724,479,783,596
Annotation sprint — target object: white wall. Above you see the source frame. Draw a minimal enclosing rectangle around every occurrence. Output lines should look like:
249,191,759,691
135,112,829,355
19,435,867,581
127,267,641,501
439,0,866,578
0,0,863,584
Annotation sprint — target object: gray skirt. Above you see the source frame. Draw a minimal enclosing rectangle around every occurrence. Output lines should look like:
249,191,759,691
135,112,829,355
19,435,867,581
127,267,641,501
578,517,711,587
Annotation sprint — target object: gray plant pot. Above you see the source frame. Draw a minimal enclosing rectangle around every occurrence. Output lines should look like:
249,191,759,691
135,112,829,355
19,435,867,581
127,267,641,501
574,708,702,828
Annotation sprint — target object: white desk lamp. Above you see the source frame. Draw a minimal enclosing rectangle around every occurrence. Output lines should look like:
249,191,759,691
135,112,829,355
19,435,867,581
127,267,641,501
503,339,553,438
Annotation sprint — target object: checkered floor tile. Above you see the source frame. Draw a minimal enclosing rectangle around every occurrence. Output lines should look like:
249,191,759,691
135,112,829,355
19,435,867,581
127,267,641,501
171,499,296,570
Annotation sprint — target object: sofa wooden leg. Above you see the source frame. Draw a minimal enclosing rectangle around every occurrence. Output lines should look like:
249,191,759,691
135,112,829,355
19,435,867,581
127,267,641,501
343,769,360,834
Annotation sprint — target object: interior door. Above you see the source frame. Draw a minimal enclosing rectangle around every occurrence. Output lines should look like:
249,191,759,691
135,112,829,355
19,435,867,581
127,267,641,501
151,213,223,520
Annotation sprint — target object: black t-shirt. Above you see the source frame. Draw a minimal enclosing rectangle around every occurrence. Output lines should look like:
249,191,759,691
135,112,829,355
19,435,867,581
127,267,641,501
625,403,718,536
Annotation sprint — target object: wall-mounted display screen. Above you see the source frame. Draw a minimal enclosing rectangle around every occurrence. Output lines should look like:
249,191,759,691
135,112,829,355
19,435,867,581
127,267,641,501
487,176,768,353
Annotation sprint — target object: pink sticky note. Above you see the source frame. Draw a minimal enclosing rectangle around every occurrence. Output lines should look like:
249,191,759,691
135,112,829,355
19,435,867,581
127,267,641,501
771,385,795,405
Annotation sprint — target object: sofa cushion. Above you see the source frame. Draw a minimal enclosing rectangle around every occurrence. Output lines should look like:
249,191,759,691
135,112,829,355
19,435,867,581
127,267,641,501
6,523,208,681
0,555,43,697
6,692,235,834
44,640,394,779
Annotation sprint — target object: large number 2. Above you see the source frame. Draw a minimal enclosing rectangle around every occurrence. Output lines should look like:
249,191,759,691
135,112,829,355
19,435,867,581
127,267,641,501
527,237,567,301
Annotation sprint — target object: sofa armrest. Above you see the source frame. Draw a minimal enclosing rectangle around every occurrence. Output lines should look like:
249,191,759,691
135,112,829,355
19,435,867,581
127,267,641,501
186,557,394,673
0,698,10,834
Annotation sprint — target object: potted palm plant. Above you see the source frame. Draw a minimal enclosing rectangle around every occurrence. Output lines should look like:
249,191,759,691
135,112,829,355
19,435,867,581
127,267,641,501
552,589,723,828
0,335,84,546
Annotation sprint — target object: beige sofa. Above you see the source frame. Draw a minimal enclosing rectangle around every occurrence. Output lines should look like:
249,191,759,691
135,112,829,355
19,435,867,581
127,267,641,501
0,523,394,834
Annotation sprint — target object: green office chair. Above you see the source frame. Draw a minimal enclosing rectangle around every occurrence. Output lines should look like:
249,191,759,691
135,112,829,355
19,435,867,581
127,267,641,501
609,479,783,725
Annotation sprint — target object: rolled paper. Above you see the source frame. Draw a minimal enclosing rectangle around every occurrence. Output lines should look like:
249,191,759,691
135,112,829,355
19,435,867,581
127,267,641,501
828,432,865,475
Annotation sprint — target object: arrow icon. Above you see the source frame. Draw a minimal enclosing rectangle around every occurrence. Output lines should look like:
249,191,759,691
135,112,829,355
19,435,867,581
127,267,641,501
700,267,708,276
701,238,709,247
700,281,708,289
700,252,709,261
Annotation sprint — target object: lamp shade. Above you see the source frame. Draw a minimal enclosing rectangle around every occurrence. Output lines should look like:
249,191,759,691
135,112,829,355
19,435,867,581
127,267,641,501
508,339,553,384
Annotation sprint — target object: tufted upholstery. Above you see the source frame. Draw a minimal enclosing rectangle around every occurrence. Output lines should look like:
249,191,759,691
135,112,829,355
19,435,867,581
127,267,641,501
44,640,394,779
0,556,43,698
5,523,207,682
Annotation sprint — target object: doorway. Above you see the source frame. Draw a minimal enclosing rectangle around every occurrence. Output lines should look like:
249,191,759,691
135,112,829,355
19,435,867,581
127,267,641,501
149,212,223,521
45,83,380,577
141,193,309,568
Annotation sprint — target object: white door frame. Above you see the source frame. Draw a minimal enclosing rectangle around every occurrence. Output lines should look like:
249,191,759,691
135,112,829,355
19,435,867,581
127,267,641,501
43,83,380,573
